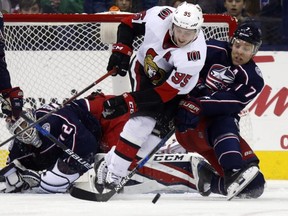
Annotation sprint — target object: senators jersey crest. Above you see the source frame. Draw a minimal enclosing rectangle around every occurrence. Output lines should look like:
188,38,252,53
144,48,166,85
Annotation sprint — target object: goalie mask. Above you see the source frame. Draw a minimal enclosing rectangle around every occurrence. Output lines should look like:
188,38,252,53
8,110,42,148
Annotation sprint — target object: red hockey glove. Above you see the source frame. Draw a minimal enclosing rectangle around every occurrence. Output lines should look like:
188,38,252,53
175,96,202,132
107,43,133,77
102,92,137,119
1,87,24,119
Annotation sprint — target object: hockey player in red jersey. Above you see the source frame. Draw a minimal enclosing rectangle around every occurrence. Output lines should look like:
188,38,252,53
95,2,207,190
0,12,23,121
175,22,266,200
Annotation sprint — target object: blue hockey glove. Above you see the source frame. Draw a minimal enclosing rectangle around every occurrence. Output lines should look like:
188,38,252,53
175,96,202,132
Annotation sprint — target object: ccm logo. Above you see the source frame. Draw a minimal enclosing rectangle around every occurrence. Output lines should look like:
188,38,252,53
113,45,123,50
153,154,185,161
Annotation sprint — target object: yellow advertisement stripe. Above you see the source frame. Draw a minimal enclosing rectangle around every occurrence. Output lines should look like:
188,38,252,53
0,150,9,168
1,150,287,180
256,151,288,180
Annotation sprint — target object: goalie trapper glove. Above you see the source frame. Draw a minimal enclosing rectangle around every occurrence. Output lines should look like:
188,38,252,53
107,43,132,77
102,92,137,119
1,87,24,119
175,96,202,132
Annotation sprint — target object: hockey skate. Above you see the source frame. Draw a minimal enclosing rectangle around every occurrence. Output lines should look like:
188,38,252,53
94,157,123,193
191,156,215,196
94,158,108,194
225,165,259,201
104,170,123,190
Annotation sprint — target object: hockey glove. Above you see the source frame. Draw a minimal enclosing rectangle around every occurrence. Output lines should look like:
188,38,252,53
175,96,202,133
107,43,132,76
1,87,24,119
102,92,137,119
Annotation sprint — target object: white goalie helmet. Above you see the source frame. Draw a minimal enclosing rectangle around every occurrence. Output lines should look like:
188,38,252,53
8,109,42,148
172,2,204,32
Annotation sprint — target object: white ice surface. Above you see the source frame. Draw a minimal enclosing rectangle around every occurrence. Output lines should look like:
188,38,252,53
0,180,287,216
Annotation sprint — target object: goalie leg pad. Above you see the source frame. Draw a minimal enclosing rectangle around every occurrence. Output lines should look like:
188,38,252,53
21,169,41,188
191,157,215,196
0,163,24,193
40,160,80,193
5,171,24,193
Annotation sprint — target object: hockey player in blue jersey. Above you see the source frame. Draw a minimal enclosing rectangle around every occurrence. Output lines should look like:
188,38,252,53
0,12,23,120
175,22,266,200
0,95,103,193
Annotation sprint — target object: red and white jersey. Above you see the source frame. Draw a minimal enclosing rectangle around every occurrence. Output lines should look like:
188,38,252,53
130,6,207,98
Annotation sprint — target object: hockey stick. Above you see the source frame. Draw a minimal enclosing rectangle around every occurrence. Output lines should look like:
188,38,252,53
69,127,176,202
20,112,92,171
0,69,115,148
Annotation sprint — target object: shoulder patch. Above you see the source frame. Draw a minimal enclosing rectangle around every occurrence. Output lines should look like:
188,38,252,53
42,123,51,133
158,8,173,20
187,51,200,61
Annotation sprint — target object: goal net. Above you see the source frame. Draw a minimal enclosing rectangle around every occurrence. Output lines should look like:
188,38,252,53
0,13,237,168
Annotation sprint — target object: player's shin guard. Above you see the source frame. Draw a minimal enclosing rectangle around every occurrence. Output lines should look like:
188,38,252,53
213,133,243,170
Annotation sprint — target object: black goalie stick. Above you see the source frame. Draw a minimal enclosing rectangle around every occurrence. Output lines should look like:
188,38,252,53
69,127,175,202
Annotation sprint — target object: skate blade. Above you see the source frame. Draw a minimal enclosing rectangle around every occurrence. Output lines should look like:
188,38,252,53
227,166,259,201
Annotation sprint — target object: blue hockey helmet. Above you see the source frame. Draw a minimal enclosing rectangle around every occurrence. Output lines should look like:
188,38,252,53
232,22,262,54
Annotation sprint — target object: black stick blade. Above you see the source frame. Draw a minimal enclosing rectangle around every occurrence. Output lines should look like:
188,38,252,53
69,186,116,202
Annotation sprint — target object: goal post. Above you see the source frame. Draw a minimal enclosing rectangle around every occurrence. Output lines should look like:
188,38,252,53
0,13,237,168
